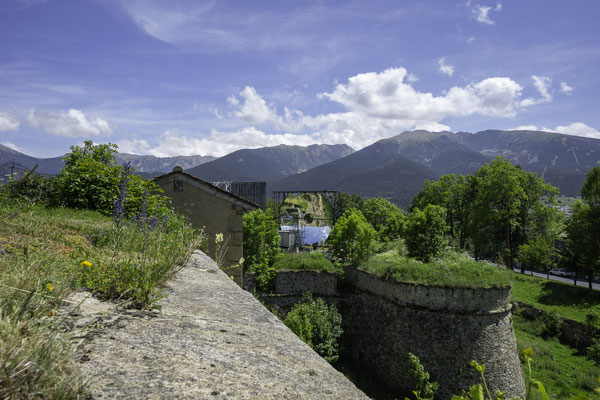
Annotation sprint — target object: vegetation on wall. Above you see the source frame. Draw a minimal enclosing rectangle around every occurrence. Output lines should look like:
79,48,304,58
242,208,280,291
283,293,343,363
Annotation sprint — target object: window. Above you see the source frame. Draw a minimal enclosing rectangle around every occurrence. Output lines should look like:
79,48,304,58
174,181,183,192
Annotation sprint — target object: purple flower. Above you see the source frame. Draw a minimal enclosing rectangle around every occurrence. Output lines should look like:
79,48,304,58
113,161,132,228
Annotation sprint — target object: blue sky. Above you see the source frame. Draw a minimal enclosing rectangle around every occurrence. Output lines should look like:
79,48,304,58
1,0,599,158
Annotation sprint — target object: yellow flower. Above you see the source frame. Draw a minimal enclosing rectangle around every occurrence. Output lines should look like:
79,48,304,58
81,260,92,267
48,311,56,316
46,283,54,291
522,347,533,356
215,233,224,244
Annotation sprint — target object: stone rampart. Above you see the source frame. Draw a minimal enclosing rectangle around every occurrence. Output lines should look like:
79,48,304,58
247,266,525,399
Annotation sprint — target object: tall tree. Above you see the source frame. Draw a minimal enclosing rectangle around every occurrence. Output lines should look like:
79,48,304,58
566,167,600,289
362,197,406,241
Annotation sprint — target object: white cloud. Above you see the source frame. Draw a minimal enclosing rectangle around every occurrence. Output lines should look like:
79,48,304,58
512,125,539,131
0,141,25,152
475,5,494,24
560,81,573,95
553,122,600,139
147,128,317,157
0,112,20,131
495,3,502,11
115,138,151,154
406,73,419,83
438,58,455,77
511,122,600,139
520,75,552,107
467,36,475,44
415,122,451,132
228,87,279,124
26,108,112,137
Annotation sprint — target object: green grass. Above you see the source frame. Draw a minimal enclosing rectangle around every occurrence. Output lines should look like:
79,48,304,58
0,201,200,398
511,273,600,322
513,314,600,399
272,251,338,272
359,250,511,288
554,196,580,207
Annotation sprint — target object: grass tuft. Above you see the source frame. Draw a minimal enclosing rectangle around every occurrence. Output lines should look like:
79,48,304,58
272,251,338,273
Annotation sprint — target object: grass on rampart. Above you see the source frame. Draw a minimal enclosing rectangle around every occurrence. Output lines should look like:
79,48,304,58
0,201,200,398
272,251,338,273
359,250,511,288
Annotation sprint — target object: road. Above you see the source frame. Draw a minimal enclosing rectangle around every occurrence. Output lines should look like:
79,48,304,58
509,267,600,291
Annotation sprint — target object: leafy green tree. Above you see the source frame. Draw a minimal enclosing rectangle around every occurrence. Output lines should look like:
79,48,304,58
404,205,448,262
517,237,557,278
284,293,343,363
339,192,365,215
362,197,406,241
411,174,476,249
53,140,167,217
581,166,600,207
242,209,280,291
469,157,557,270
566,202,600,289
327,209,376,265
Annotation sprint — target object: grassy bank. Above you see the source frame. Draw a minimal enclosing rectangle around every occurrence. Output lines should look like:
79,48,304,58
359,250,511,288
0,202,200,398
511,273,600,322
272,251,338,272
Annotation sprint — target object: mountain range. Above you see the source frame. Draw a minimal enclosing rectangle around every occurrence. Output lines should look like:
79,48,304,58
2,129,599,208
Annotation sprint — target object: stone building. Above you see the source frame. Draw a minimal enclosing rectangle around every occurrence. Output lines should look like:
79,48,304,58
154,166,259,284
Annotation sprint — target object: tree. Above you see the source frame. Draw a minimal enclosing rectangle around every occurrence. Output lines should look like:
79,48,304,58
566,202,600,289
327,209,376,265
404,205,448,263
284,293,343,363
517,237,556,278
242,209,280,291
581,166,600,207
339,192,365,216
362,197,406,241
469,157,557,270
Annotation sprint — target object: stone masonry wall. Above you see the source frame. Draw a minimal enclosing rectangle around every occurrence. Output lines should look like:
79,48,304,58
246,267,525,399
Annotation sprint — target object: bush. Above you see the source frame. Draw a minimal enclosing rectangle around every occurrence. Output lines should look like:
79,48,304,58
243,209,280,291
284,293,343,362
362,197,405,241
327,209,376,266
540,312,563,339
407,353,438,400
404,205,448,263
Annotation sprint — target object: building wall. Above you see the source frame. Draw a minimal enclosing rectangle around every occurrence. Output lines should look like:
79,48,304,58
157,172,244,284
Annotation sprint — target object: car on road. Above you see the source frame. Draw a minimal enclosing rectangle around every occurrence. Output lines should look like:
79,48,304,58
549,268,573,277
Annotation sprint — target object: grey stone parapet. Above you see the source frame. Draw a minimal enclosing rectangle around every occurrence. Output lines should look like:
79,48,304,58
71,251,368,399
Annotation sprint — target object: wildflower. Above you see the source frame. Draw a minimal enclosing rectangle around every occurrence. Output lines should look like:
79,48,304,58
135,189,149,231
522,347,533,356
46,283,54,291
81,260,92,267
113,161,133,227
160,214,169,232
48,311,56,316
215,233,224,243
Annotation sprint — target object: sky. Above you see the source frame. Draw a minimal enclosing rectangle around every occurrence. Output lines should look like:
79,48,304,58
1,0,599,158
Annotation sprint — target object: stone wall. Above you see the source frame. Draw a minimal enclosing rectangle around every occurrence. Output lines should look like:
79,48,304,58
247,267,525,399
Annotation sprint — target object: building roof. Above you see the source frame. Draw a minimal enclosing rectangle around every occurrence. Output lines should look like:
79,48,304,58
154,166,259,211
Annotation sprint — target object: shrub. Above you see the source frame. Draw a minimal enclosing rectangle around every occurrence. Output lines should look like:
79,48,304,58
327,209,376,266
407,353,438,400
540,312,563,339
243,209,280,291
284,293,343,363
587,339,600,364
404,205,448,262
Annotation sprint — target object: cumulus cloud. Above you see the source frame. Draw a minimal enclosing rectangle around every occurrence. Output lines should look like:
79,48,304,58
438,58,455,77
406,73,419,83
228,87,279,124
115,138,152,154
512,125,539,131
560,81,573,95
27,108,112,137
520,75,552,107
147,128,317,157
512,122,600,139
0,113,20,131
553,122,600,139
